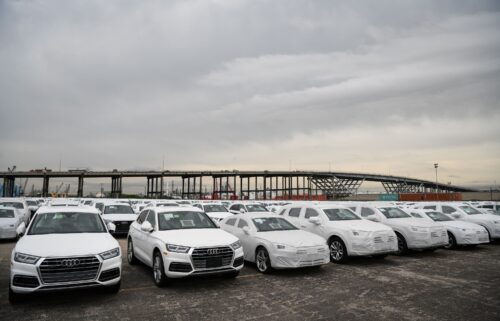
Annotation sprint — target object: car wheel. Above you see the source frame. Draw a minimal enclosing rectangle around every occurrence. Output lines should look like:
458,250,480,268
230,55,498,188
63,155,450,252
127,238,138,265
103,280,121,294
255,247,272,273
9,285,23,304
329,237,348,263
372,254,387,260
444,232,457,249
395,233,408,256
152,251,167,287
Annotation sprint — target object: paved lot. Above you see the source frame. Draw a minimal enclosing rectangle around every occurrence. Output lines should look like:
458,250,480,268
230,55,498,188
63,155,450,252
1,238,499,321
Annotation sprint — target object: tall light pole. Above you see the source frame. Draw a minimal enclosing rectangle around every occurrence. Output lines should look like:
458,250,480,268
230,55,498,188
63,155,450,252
434,163,439,196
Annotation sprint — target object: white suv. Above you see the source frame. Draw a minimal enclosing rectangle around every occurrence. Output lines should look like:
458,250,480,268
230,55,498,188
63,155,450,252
9,206,121,303
127,207,244,286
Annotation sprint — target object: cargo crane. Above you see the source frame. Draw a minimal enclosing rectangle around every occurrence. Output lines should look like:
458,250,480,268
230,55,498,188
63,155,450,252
21,178,29,196
51,182,65,198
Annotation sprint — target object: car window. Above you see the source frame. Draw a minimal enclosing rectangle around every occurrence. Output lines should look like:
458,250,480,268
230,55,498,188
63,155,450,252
323,208,361,221
305,208,319,219
423,206,436,210
360,207,375,217
28,212,106,235
288,208,301,218
411,212,423,218
230,204,240,211
137,210,149,224
0,202,23,209
146,211,157,228
0,208,15,218
378,207,411,219
442,206,456,214
225,218,237,226
237,219,249,229
95,203,104,212
104,205,135,214
278,209,286,216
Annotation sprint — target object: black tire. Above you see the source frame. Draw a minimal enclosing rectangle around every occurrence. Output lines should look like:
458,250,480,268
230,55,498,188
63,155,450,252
395,233,408,256
328,237,348,263
255,247,272,273
152,251,168,287
127,238,138,265
9,286,23,304
372,254,388,260
444,232,457,249
103,280,121,294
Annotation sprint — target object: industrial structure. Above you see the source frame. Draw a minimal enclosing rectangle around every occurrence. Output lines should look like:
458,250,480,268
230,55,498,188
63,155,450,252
0,169,477,199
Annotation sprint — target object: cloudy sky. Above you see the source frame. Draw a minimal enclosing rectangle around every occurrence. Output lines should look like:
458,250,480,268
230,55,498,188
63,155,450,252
1,0,499,190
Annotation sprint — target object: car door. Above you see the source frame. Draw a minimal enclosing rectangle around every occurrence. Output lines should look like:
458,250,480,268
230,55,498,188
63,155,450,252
235,218,254,261
301,207,328,238
142,210,158,266
133,210,150,262
285,207,302,227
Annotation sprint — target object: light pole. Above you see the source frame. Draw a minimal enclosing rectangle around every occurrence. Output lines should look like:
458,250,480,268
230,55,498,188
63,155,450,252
434,163,439,196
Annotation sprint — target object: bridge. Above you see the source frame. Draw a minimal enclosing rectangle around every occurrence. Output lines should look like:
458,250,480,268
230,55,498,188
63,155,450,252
0,170,477,199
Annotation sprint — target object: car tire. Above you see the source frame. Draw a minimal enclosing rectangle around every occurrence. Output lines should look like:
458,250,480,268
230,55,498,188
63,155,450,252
255,247,272,274
127,238,138,265
328,237,348,263
104,280,121,294
372,254,387,260
152,251,168,287
9,286,23,304
395,233,408,256
444,232,457,249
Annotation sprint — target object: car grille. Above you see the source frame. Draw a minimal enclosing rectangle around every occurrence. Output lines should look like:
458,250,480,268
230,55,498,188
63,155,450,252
98,268,121,282
39,256,100,284
191,247,233,270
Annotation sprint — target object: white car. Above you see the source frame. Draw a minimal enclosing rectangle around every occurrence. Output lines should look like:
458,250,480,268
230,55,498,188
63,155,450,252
0,206,24,240
193,203,233,222
0,199,30,225
350,204,448,255
220,213,329,273
127,207,244,286
101,203,137,235
281,204,397,262
408,209,489,248
9,206,121,303
415,203,500,241
228,203,269,214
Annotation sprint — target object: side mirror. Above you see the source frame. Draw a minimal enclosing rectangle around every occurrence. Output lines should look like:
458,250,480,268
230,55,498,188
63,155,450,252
366,215,380,222
107,222,116,233
239,208,246,214
308,217,321,225
141,221,154,232
16,222,26,237
242,226,250,235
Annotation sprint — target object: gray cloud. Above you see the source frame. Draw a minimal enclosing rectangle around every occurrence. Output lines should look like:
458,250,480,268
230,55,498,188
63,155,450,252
1,0,499,188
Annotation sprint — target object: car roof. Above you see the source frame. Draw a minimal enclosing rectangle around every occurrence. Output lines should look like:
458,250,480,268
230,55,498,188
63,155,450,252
37,206,101,214
151,206,203,213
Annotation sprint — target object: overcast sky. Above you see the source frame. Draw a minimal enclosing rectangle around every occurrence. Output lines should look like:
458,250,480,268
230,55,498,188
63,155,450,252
1,0,499,190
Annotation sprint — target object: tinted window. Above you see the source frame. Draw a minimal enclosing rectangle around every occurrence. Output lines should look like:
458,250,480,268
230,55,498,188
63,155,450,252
104,205,134,214
95,203,104,212
252,217,298,232
361,207,375,217
426,211,453,221
460,206,482,215
0,209,15,218
237,219,249,228
225,218,237,226
204,204,228,212
288,208,301,217
305,208,319,219
442,206,456,214
411,212,423,218
230,205,241,211
158,211,216,230
323,208,360,221
246,204,268,212
423,206,436,210
278,209,286,216
28,212,106,235
378,208,411,219
137,210,149,224
146,211,156,228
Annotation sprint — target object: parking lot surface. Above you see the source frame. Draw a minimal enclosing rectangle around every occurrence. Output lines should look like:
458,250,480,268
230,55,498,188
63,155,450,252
1,238,499,321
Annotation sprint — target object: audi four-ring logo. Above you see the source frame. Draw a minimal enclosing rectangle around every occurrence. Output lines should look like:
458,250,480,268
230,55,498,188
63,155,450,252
60,259,80,267
207,249,220,255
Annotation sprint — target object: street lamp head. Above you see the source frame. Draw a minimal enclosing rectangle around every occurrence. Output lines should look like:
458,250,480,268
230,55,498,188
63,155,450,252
434,163,438,169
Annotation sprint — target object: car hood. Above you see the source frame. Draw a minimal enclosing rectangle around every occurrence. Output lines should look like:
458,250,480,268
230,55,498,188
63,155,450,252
256,230,327,247
384,217,440,228
206,212,234,220
154,228,238,247
102,214,137,222
15,233,119,257
327,219,393,232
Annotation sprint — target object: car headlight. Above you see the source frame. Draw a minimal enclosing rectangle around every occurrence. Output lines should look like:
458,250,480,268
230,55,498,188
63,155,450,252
99,247,120,260
166,244,191,253
230,241,242,250
14,252,40,264
352,230,369,237
410,226,428,232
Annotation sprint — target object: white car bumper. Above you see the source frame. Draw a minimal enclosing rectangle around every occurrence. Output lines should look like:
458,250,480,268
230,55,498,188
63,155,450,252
10,255,121,294
456,230,490,245
0,227,17,239
407,230,448,249
163,247,244,278
349,233,398,256
269,246,330,269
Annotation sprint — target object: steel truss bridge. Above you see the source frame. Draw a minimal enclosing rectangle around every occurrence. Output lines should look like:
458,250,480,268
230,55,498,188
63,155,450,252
1,170,476,199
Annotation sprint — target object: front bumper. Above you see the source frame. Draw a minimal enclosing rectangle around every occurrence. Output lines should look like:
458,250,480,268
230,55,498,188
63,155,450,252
10,255,121,294
163,247,244,278
269,246,330,269
349,233,398,256
407,230,448,249
0,227,17,239
456,230,490,245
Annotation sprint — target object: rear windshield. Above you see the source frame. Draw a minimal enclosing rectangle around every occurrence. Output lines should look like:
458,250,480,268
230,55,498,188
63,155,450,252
104,205,135,214
0,209,15,218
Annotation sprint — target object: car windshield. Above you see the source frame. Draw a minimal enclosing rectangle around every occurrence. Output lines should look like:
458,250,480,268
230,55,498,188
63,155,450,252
158,211,216,230
378,207,411,219
323,208,361,221
103,205,135,214
0,202,23,209
426,211,453,222
156,203,178,207
204,205,228,212
28,212,106,235
0,209,15,218
460,206,482,215
252,217,298,232
246,204,268,212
